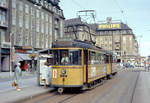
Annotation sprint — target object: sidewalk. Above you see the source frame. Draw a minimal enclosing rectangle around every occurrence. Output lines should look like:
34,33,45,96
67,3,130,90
0,86,53,103
0,72,53,103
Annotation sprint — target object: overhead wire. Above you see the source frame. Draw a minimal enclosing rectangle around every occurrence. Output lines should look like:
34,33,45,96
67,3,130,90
112,0,127,24
71,0,83,9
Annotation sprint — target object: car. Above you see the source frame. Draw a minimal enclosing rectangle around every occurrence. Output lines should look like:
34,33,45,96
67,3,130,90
123,63,134,68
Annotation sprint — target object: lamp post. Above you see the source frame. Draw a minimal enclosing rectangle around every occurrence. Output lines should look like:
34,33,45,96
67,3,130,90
10,33,14,76
31,10,35,72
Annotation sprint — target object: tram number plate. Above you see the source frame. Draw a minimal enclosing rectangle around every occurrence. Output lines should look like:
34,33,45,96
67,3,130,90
60,74,67,77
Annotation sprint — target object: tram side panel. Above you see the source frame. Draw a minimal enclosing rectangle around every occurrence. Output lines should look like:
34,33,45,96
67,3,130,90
87,64,107,83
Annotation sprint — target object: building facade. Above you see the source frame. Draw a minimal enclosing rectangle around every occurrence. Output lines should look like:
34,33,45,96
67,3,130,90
93,19,139,64
0,0,64,72
64,18,139,64
64,18,96,43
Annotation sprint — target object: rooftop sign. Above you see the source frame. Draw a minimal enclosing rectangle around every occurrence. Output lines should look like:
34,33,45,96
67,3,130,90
98,23,120,29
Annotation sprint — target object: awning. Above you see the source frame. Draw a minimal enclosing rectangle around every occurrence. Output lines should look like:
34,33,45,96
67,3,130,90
14,53,31,63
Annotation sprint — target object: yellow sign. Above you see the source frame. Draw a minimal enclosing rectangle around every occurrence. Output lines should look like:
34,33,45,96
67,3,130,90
99,24,120,29
29,53,36,58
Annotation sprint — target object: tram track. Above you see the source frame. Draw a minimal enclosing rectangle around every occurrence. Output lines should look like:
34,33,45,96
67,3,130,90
20,88,83,103
20,70,141,103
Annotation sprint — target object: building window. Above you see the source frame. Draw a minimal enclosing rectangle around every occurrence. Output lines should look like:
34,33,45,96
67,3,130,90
31,7,35,16
18,1,23,11
60,20,63,37
25,4,29,14
36,9,39,18
25,15,29,29
41,12,44,20
0,29,6,42
49,15,52,37
46,23,48,34
54,29,58,40
0,10,6,25
12,15,16,25
41,22,44,33
36,20,39,32
19,15,23,27
46,14,48,22
12,0,16,8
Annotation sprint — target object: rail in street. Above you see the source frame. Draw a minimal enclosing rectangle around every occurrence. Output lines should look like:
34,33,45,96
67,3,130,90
18,67,150,103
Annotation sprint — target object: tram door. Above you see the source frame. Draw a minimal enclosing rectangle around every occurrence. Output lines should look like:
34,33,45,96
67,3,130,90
84,50,88,83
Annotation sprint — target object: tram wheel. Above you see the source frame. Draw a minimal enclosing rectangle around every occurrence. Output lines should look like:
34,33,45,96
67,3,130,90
58,88,64,94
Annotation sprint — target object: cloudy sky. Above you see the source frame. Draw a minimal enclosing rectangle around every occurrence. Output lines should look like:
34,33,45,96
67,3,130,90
60,0,150,56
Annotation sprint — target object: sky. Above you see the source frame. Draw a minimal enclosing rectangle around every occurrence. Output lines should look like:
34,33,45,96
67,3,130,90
59,0,150,56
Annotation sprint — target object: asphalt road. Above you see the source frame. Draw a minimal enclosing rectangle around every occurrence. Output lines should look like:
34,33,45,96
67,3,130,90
20,68,145,103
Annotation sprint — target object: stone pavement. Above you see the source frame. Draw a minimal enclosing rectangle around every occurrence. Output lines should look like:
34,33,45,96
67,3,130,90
0,86,53,103
0,72,53,103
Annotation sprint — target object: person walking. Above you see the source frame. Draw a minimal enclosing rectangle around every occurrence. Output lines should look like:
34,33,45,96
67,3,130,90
13,62,22,91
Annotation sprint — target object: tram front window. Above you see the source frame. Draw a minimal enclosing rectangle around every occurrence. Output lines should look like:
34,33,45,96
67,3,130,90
53,50,81,65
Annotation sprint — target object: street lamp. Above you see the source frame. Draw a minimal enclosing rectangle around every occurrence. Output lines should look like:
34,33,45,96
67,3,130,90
0,31,1,72
10,33,15,76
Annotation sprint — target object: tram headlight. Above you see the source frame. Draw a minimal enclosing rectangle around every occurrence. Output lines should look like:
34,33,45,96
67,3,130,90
61,69,66,74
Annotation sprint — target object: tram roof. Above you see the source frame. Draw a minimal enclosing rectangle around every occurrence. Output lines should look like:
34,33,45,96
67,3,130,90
52,39,113,55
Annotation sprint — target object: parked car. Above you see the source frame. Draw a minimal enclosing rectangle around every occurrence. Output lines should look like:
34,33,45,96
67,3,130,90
123,63,134,68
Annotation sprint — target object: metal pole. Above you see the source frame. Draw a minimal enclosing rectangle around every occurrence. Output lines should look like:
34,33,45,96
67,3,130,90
10,33,12,76
32,13,35,73
36,49,41,86
0,31,1,72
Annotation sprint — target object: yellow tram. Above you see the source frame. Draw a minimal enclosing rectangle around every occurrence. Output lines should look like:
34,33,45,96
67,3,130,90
51,39,118,93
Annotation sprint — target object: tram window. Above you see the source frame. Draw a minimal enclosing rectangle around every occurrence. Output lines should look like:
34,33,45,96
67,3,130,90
53,50,60,65
89,51,105,64
69,50,81,65
105,55,109,63
53,50,81,65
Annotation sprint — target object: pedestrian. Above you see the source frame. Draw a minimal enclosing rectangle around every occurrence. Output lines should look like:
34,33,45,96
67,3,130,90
41,62,49,88
13,62,22,91
27,63,31,72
